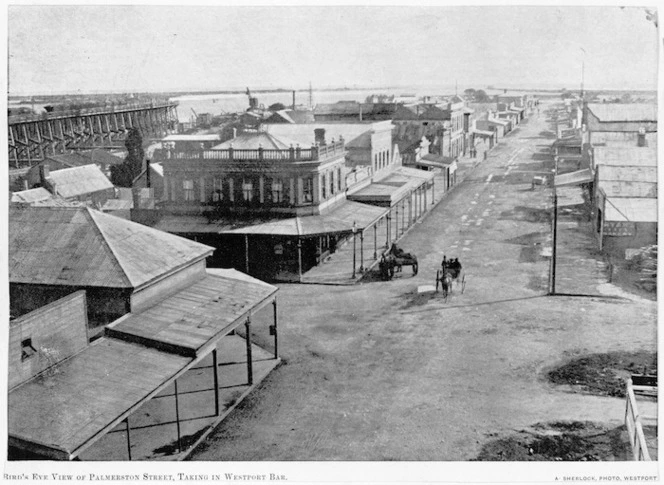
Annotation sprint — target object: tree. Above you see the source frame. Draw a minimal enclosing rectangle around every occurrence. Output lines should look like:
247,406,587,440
464,88,477,99
268,102,286,111
111,128,144,187
475,90,490,102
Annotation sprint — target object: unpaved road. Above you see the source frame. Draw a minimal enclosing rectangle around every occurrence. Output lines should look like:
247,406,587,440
191,103,657,461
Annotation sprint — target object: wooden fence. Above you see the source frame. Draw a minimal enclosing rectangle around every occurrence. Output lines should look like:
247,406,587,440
624,378,653,461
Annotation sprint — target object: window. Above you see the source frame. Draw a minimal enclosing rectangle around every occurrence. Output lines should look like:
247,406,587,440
321,174,327,199
183,179,194,202
212,177,223,202
272,178,284,203
303,177,313,203
330,171,335,195
21,338,36,361
337,168,342,192
242,179,254,202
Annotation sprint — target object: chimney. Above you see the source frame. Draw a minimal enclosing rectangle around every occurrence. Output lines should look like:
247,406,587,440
232,127,238,138
39,163,50,183
637,128,647,147
292,90,296,110
314,128,326,146
145,159,151,188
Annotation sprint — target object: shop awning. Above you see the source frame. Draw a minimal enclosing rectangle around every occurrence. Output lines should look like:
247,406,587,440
554,169,593,187
224,200,389,236
8,270,277,460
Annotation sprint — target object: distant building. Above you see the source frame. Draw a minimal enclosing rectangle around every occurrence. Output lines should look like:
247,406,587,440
264,109,315,124
313,101,399,122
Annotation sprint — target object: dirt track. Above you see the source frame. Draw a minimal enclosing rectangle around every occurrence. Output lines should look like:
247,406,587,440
190,103,657,461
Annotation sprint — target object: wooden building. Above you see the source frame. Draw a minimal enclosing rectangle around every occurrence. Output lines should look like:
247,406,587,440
8,270,280,461
583,103,657,147
26,163,116,207
9,205,214,336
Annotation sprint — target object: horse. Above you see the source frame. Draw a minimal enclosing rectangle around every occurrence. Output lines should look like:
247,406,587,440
435,268,453,297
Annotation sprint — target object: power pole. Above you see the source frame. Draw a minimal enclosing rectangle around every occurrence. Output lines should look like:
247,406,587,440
549,191,558,295
309,81,313,109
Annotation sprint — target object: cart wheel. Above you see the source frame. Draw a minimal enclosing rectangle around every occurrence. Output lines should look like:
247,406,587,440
435,270,441,291
412,263,418,275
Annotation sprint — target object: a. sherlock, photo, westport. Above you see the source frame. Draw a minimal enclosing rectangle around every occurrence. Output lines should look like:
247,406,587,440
3,3,659,478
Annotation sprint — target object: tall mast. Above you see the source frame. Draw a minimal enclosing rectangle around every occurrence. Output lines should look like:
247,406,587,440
309,81,313,108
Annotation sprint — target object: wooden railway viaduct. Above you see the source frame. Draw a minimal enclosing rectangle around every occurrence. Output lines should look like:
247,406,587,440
8,101,179,168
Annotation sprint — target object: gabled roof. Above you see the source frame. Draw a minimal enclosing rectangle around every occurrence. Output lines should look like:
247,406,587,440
596,165,657,184
11,187,53,204
586,103,657,123
593,146,657,167
264,122,392,148
9,205,214,289
393,104,421,120
212,131,300,150
48,164,114,198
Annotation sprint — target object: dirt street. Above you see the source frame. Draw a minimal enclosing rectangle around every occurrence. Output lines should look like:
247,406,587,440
190,102,657,461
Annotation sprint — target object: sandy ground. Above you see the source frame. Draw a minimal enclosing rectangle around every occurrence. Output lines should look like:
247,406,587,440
190,103,657,461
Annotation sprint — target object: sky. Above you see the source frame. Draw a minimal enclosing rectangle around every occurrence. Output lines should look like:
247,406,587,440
6,4,661,95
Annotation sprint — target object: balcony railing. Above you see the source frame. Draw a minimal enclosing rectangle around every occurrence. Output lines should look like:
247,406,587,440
154,139,346,163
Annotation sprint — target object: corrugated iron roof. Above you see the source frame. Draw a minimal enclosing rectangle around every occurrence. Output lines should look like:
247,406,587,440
224,200,389,236
8,338,191,460
593,146,657,167
264,121,392,148
9,206,213,289
599,180,657,198
107,270,277,356
212,131,300,150
554,169,593,187
48,165,114,198
9,269,276,460
471,129,495,137
11,187,53,203
587,103,657,122
597,165,657,184
603,197,657,223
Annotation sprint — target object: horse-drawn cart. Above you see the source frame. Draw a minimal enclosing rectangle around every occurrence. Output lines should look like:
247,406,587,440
379,244,418,281
435,263,465,298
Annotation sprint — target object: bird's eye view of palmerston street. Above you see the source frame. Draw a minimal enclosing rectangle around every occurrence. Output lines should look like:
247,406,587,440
2,3,660,484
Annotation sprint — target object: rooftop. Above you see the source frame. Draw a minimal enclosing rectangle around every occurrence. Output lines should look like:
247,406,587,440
48,164,114,198
8,268,277,460
9,205,214,289
264,121,393,148
593,146,657,167
603,197,658,223
11,187,53,204
586,103,658,123
597,165,657,184
212,131,300,150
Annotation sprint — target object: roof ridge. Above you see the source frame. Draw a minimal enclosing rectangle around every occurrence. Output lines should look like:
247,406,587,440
85,208,133,287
